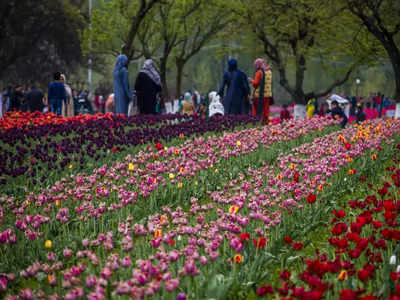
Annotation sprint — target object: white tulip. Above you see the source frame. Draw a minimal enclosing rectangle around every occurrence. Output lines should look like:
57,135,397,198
397,265,400,273
390,255,397,265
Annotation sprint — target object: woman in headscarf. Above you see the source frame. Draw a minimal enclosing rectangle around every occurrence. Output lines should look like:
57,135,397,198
250,58,272,124
113,54,133,115
218,58,250,115
180,92,195,116
135,59,162,115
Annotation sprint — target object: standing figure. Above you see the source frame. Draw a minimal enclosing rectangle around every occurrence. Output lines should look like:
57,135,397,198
25,85,44,112
48,72,67,116
135,59,162,115
306,98,316,118
218,58,250,115
250,58,272,124
61,74,74,117
113,55,133,115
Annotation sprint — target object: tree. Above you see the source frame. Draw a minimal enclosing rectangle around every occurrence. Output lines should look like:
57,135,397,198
234,0,369,105
173,0,232,97
345,0,400,101
82,0,162,60
0,0,85,86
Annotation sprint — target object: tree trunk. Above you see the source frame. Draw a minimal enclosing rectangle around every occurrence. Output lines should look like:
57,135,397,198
175,58,186,98
390,53,400,102
159,57,169,98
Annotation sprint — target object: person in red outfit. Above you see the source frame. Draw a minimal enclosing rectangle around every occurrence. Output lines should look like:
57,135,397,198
280,104,290,121
250,58,272,124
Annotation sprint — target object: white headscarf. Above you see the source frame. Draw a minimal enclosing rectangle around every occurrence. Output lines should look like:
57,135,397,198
140,59,161,87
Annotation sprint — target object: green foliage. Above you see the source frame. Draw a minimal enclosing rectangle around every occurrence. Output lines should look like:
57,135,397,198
0,0,86,86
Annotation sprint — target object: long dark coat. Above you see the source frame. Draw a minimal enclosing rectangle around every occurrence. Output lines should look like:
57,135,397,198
135,72,161,115
218,59,250,115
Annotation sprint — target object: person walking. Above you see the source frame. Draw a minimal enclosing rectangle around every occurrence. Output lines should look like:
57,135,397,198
218,58,250,115
250,58,272,124
47,72,66,116
24,85,44,112
113,54,133,115
60,74,74,117
135,59,162,115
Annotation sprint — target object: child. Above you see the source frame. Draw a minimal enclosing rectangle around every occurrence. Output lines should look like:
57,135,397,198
329,100,348,128
280,104,290,121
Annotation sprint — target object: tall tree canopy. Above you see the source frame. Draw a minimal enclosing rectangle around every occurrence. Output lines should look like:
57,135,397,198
344,0,400,101
0,0,85,86
230,0,374,104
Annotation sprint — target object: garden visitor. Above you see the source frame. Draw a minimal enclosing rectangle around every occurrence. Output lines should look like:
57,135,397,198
382,97,391,109
218,58,250,115
350,96,357,116
280,104,290,121
135,59,162,115
329,100,347,128
208,91,224,117
113,54,133,115
356,103,366,123
180,92,195,116
48,72,67,116
250,58,272,124
105,93,115,113
60,74,74,117
24,85,44,113
306,98,317,118
10,85,24,111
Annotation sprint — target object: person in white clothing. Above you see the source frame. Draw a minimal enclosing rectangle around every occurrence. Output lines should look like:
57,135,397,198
208,91,224,117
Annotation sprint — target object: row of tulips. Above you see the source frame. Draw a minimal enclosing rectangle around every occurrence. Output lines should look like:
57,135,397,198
0,117,337,247
0,111,191,131
255,144,400,299
0,119,397,299
0,113,258,190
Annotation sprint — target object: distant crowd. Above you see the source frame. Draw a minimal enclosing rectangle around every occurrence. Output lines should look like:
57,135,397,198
0,56,396,127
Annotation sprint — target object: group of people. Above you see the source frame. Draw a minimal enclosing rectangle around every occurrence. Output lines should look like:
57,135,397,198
112,55,274,123
113,56,162,116
0,73,93,118
217,58,273,124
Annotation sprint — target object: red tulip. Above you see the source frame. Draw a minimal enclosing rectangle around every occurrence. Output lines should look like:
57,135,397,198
292,241,303,251
357,268,370,281
339,289,357,300
253,237,267,249
284,236,292,244
306,194,317,204
155,142,163,150
256,285,273,296
280,270,290,280
239,232,250,242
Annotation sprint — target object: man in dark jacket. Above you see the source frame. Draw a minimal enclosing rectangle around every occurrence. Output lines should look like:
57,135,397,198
218,58,250,115
48,72,67,116
24,86,44,112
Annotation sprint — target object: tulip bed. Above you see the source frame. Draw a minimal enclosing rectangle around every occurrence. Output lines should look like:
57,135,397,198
0,112,259,195
0,117,399,300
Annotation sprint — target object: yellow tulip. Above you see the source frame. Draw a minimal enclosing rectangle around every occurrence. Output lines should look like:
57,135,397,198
45,240,52,249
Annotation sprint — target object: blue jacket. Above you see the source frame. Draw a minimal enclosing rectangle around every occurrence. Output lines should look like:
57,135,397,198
218,59,250,115
113,55,132,114
48,82,66,102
